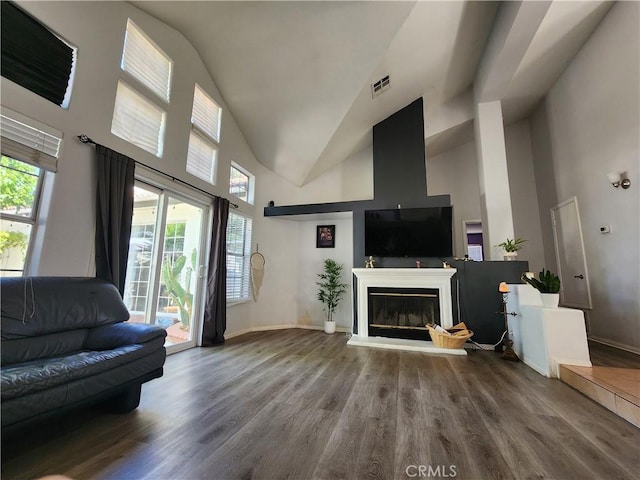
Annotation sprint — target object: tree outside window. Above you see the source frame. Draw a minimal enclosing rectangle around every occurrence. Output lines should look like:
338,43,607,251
0,156,43,276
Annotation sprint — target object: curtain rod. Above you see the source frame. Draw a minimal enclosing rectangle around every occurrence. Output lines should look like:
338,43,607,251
77,134,239,209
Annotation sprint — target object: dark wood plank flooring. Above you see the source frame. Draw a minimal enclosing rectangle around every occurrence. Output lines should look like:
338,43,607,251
2,329,639,480
589,341,640,369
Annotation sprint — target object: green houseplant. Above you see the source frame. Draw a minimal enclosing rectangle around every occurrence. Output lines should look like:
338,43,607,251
522,269,561,308
162,248,197,330
496,238,526,261
316,259,349,334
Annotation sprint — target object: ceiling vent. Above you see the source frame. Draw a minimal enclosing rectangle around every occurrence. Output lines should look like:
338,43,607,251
371,75,390,98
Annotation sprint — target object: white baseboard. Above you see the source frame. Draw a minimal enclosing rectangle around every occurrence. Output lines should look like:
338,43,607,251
588,336,640,355
225,323,350,340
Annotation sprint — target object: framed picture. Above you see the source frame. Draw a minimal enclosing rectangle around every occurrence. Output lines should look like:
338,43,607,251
316,225,335,248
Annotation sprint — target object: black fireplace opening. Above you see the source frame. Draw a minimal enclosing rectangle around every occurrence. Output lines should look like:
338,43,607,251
368,287,440,341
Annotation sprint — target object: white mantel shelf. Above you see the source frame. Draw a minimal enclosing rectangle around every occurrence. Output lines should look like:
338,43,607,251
349,267,465,355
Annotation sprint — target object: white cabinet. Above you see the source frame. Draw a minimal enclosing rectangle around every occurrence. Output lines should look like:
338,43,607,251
505,284,591,377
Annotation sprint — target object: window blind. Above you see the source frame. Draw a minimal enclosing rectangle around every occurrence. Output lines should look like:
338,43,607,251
111,81,166,157
186,131,217,184
226,212,252,301
1,1,74,107
0,113,61,171
121,19,172,103
192,85,221,143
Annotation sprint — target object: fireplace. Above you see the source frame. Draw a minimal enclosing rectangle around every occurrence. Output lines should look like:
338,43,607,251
368,287,440,340
348,268,465,354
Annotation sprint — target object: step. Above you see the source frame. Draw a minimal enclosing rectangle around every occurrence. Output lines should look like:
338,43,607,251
559,364,640,428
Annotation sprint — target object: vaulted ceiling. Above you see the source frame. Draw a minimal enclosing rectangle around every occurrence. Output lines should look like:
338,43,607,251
132,1,612,186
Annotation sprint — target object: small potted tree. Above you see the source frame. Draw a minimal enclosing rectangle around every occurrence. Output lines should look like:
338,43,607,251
521,269,561,308
496,237,526,261
316,259,349,334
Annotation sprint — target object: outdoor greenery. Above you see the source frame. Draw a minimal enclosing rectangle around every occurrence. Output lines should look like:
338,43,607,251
316,259,349,323
0,156,39,215
522,269,561,294
0,156,39,260
496,237,526,253
162,247,197,329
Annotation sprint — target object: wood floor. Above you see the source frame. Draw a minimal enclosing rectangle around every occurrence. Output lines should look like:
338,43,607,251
3,329,639,480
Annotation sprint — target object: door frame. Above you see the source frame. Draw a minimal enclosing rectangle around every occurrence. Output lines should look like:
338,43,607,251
134,168,212,355
551,196,592,309
462,219,483,261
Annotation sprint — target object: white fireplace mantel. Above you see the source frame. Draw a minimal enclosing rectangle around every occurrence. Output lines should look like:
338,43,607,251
348,268,465,355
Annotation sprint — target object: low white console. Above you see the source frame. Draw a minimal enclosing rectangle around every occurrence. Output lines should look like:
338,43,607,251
506,284,591,378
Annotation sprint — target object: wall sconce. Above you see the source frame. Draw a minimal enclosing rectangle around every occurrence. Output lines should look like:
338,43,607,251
607,171,631,189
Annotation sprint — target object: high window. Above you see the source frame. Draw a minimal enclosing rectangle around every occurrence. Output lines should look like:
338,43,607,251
229,163,254,205
0,111,61,276
111,81,167,157
226,212,252,302
186,85,222,184
1,1,76,108
121,20,172,102
111,20,172,157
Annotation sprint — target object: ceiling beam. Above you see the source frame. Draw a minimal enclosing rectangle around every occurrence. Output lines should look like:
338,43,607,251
474,1,552,103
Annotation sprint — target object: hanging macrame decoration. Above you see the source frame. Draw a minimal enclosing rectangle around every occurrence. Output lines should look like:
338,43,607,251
250,246,265,301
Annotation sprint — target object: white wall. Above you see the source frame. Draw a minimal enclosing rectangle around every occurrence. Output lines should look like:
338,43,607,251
296,145,373,204
296,217,353,330
504,120,545,273
426,140,482,258
530,1,640,350
2,1,300,335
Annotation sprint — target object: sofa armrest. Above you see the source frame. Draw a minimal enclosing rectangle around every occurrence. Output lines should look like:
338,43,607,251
84,323,167,350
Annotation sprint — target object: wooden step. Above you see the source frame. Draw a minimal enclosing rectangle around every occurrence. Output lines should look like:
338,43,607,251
559,364,640,428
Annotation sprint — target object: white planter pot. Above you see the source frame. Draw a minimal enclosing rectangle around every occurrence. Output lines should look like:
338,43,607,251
324,320,336,334
503,252,518,261
541,293,560,308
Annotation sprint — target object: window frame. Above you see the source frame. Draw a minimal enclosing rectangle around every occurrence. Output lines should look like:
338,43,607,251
1,1,77,108
111,80,167,157
0,156,45,276
186,84,222,185
226,211,253,303
120,19,173,103
229,162,255,205
111,19,171,157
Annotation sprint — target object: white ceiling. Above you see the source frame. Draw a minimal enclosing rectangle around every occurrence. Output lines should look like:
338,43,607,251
131,1,611,186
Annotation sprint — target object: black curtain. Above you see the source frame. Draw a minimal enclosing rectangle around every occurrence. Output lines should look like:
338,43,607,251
201,197,230,346
95,145,135,296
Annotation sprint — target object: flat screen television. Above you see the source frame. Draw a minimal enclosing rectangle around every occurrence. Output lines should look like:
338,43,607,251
364,207,453,258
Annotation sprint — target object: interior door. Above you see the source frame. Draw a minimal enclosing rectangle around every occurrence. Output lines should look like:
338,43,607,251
551,197,592,309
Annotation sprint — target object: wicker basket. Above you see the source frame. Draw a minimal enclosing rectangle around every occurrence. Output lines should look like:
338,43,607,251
426,323,473,349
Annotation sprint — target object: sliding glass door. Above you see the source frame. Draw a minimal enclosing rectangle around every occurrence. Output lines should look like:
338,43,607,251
123,182,208,353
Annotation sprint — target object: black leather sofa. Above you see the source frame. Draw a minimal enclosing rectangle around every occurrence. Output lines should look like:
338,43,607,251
1,277,167,428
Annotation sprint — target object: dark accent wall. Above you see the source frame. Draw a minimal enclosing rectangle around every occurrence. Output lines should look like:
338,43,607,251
373,98,427,203
450,260,529,344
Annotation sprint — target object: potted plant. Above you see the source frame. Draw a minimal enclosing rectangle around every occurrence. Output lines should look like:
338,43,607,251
496,237,526,261
521,269,561,308
316,259,349,334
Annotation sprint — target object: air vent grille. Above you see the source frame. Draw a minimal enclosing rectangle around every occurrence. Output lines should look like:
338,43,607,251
371,75,390,98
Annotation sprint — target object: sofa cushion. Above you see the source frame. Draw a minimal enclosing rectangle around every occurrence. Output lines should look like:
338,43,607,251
1,277,129,339
1,330,89,366
1,348,166,427
1,335,165,401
